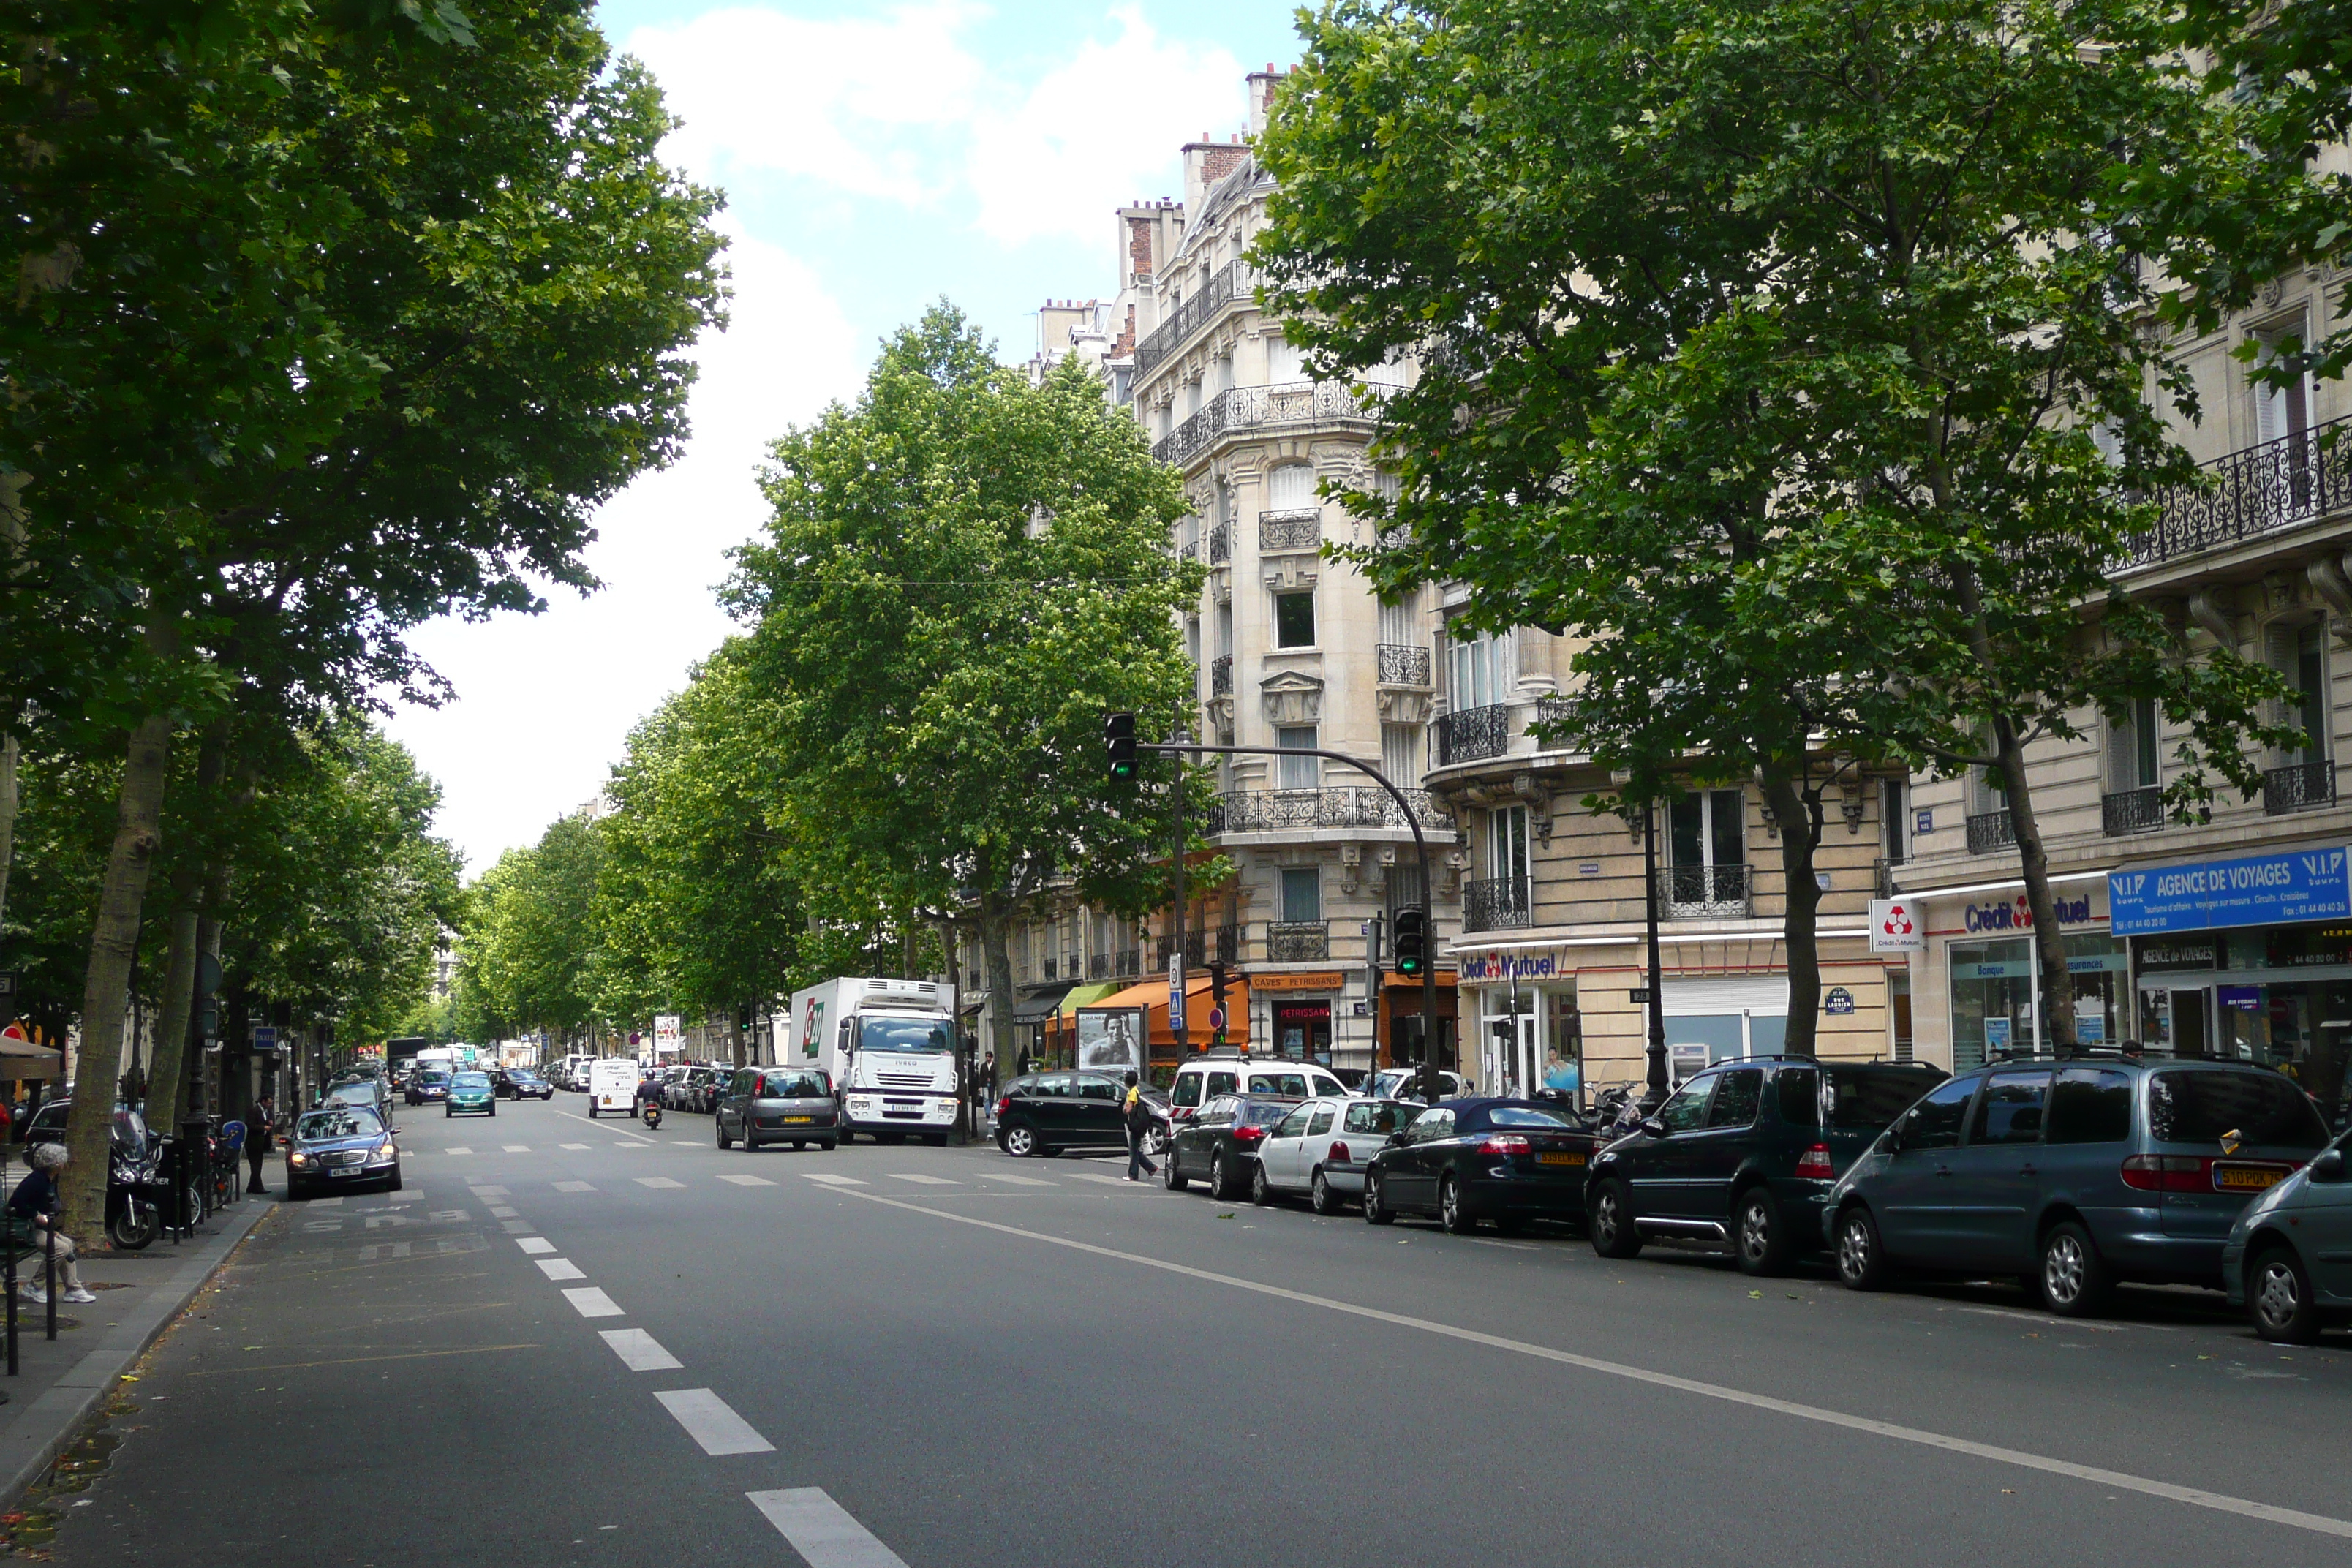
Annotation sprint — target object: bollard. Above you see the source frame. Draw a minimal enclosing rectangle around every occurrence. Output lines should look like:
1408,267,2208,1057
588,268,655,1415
42,1221,54,1341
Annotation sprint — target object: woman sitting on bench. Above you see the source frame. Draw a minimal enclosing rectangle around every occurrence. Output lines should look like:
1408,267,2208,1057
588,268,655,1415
10,1143,97,1305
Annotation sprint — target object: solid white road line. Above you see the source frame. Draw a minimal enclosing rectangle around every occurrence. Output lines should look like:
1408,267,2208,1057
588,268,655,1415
598,1328,682,1372
559,1142,591,1150
801,1173,867,1186
747,1488,909,1568
654,1389,774,1456
635,1177,687,1190
516,1238,556,1255
502,1145,531,1153
975,1172,1055,1186
535,1258,586,1281
445,1147,473,1156
560,1287,624,1319
843,1188,2352,1543
715,1174,776,1187
885,1174,960,1186
553,1180,597,1193
670,1139,700,1147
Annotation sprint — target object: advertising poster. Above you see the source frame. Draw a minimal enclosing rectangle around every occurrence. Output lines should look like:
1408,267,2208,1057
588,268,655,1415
1077,1006,1145,1075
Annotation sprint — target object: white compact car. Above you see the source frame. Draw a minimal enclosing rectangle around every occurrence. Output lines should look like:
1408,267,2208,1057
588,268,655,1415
1250,1096,1427,1213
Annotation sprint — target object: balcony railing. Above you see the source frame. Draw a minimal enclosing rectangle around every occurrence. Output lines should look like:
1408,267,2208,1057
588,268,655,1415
1377,643,1431,686
1531,695,1579,739
1208,523,1229,564
1435,702,1509,765
1210,655,1233,697
1156,925,1240,969
2102,785,2165,836
1207,788,1452,836
2264,759,2337,815
1463,875,1531,933
1658,864,1752,919
1259,508,1323,552
2122,415,2351,570
1153,380,1388,467
1133,259,1259,380
1966,810,2016,855
1041,957,1058,981
1267,920,1330,962
1085,949,1142,981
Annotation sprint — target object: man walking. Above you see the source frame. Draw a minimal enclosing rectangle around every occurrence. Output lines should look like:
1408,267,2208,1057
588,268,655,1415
246,1096,275,1195
1121,1070,1157,1182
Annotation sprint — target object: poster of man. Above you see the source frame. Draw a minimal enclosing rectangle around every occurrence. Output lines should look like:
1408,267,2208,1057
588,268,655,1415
1077,1008,1145,1074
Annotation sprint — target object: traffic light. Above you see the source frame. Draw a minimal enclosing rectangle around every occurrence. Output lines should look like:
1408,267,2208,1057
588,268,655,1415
1104,712,1137,780
1392,905,1428,979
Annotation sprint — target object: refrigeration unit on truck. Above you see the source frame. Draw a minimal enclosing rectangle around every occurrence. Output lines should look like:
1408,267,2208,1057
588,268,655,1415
785,978,960,1145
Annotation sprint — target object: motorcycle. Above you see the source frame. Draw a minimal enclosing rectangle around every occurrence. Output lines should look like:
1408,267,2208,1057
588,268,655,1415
106,1141,165,1250
640,1100,663,1131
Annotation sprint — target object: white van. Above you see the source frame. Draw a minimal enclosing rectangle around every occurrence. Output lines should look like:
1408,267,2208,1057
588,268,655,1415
587,1058,641,1117
1166,1052,1351,1129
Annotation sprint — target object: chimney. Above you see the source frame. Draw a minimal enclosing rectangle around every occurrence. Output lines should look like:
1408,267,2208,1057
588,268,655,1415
1247,62,1288,137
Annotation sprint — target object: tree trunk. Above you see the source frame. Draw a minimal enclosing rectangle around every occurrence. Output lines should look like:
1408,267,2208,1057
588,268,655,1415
1759,764,1825,1056
145,868,203,1126
1993,714,2078,1053
0,732,18,937
62,712,175,1246
172,900,225,1132
981,900,1017,1101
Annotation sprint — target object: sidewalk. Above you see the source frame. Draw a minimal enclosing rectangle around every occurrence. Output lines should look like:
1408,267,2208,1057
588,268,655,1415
0,1158,276,1506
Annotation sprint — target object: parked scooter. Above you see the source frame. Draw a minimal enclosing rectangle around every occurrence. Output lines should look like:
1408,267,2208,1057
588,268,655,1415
107,1141,165,1250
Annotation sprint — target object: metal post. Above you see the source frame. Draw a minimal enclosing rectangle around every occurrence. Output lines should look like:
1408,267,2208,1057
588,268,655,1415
3,1150,15,1376
1643,799,1669,1111
1170,715,1188,1065
42,1221,54,1341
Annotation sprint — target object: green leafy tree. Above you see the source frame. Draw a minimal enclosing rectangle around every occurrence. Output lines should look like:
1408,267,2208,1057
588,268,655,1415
727,306,1203,1091
457,814,608,1052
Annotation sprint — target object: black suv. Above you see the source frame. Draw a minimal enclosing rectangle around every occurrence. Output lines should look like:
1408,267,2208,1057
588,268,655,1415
994,1071,1134,1158
1588,1056,1946,1274
1165,1094,1302,1200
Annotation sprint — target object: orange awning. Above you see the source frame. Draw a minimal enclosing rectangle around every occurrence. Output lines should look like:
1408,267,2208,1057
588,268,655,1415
1081,973,1251,1055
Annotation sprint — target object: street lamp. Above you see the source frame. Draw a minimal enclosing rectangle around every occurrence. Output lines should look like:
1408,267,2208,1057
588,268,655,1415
1640,796,1669,1112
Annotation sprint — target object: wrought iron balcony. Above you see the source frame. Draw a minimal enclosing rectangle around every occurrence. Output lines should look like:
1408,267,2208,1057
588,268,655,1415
1153,380,1389,467
1259,508,1323,552
1435,702,1509,765
1207,524,1229,564
1657,864,1752,919
1041,957,1058,981
1463,875,1531,933
1178,538,1199,561
2264,759,2337,815
1210,655,1233,697
1267,920,1330,962
1376,643,1431,687
1531,694,1578,738
1087,951,1111,980
1133,259,1259,380
2124,414,2351,570
2102,785,2165,836
1966,810,2016,855
1156,925,1239,969
1207,788,1452,836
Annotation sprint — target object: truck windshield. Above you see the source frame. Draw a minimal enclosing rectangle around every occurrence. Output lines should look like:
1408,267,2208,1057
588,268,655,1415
859,1018,952,1053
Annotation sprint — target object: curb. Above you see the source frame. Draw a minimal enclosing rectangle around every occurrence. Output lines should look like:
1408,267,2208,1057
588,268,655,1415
0,1199,275,1507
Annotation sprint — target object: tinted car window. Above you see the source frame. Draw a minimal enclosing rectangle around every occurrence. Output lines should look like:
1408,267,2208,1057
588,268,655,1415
2046,1068,2133,1144
1776,1067,1821,1128
1033,1075,1073,1099
1308,1107,1336,1137
1827,1068,1941,1131
1074,1077,1119,1102
1901,1077,1977,1150
1706,1069,1763,1129
1969,1071,2050,1145
297,1109,381,1139
762,1071,829,1098
1413,1109,1455,1141
1344,1102,1420,1136
1172,1074,1202,1109
1656,1078,1711,1134
1205,1072,1238,1099
2149,1069,2326,1150
1251,1073,1311,1098
1197,1096,1236,1125
1235,1099,1295,1129
1274,1104,1314,1138
1483,1105,1575,1128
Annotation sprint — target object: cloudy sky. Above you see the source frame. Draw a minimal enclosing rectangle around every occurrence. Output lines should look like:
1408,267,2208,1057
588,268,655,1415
385,0,1300,872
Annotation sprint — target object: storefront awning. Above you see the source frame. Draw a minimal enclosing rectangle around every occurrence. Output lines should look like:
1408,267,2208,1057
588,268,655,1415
1011,987,1071,1025
1043,982,1126,1034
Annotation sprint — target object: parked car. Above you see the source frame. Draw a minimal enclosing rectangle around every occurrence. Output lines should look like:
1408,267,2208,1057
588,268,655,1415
995,1071,1134,1158
715,1067,839,1151
1251,1097,1425,1213
19,1099,148,1158
2223,1122,2352,1342
1362,1067,1468,1102
1361,1098,1599,1234
406,1068,453,1106
1164,1093,1303,1199
684,1066,723,1114
444,1071,497,1118
1826,1055,2329,1316
658,1067,696,1110
322,1079,395,1121
1586,1057,1946,1274
1166,1054,1349,1130
495,1070,553,1101
283,1106,400,1199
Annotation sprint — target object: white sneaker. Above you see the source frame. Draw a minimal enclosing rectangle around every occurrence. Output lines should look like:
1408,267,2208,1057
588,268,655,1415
18,1287,46,1305
61,1288,95,1305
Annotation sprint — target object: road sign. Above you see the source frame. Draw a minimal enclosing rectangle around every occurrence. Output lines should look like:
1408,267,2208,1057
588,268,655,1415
0,973,14,999
1629,987,1652,1003
252,1025,279,1050
1167,951,1186,1032
1869,897,1923,954
1824,986,1857,1016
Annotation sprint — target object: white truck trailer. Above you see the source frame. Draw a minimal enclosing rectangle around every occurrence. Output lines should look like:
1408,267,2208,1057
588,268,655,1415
785,977,960,1145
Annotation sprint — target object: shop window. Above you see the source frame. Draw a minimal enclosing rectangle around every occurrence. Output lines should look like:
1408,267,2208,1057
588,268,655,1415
1275,590,1316,649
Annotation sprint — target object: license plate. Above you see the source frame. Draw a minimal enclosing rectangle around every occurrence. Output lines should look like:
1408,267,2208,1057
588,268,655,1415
1537,1152,1586,1167
331,1166,360,1177
2215,1164,2285,1191
782,1116,813,1124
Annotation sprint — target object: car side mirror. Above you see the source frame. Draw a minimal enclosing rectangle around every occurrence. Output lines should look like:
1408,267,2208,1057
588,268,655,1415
1639,1117,1668,1139
1385,1131,1409,1147
2313,1148,2347,1183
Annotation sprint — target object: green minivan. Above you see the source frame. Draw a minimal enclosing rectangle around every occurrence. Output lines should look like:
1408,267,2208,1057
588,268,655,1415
445,1071,497,1117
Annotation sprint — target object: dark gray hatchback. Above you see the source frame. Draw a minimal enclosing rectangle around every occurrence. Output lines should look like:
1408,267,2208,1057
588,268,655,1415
715,1067,837,1152
1825,1055,2329,1316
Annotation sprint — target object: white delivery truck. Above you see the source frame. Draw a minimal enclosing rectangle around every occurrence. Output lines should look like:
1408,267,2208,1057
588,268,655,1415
785,977,960,1145
587,1057,642,1117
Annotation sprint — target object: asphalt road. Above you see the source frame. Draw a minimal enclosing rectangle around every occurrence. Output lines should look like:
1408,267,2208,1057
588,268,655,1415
37,1096,2352,1567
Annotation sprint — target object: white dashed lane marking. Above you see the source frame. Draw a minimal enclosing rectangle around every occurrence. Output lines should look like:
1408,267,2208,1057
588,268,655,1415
561,1287,623,1319
559,1143,591,1150
444,1147,473,1156
516,1238,555,1255
886,1174,960,1186
488,1207,519,1218
598,1328,682,1372
470,1186,510,1196
976,1172,1055,1187
553,1180,596,1193
715,1174,775,1187
502,1145,531,1153
1064,1172,1143,1187
654,1389,773,1456
535,1258,586,1281
635,1177,687,1190
747,1488,909,1567
801,1173,867,1186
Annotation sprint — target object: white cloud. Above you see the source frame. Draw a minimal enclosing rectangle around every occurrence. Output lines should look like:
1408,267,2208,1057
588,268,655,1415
383,225,864,872
627,2,1243,245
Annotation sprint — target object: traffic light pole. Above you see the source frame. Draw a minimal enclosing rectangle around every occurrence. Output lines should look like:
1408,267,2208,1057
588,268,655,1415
1141,740,1445,1104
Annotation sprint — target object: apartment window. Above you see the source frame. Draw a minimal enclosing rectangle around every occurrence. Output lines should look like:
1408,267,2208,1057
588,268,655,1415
1267,334,1304,384
1267,464,1316,511
2253,325,2313,448
1447,628,1510,709
1215,600,1233,660
2108,696,2160,791
1281,867,1322,924
2296,623,2329,765
1880,777,1908,864
1670,789,1745,874
1378,588,1420,648
1488,805,1530,886
1211,353,1235,395
1275,590,1316,649
1183,377,1202,418
1387,861,1426,924
1185,616,1201,668
1382,723,1422,789
1277,726,1319,789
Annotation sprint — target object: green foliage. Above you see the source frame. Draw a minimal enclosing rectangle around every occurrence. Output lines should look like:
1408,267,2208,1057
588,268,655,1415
456,813,607,1045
